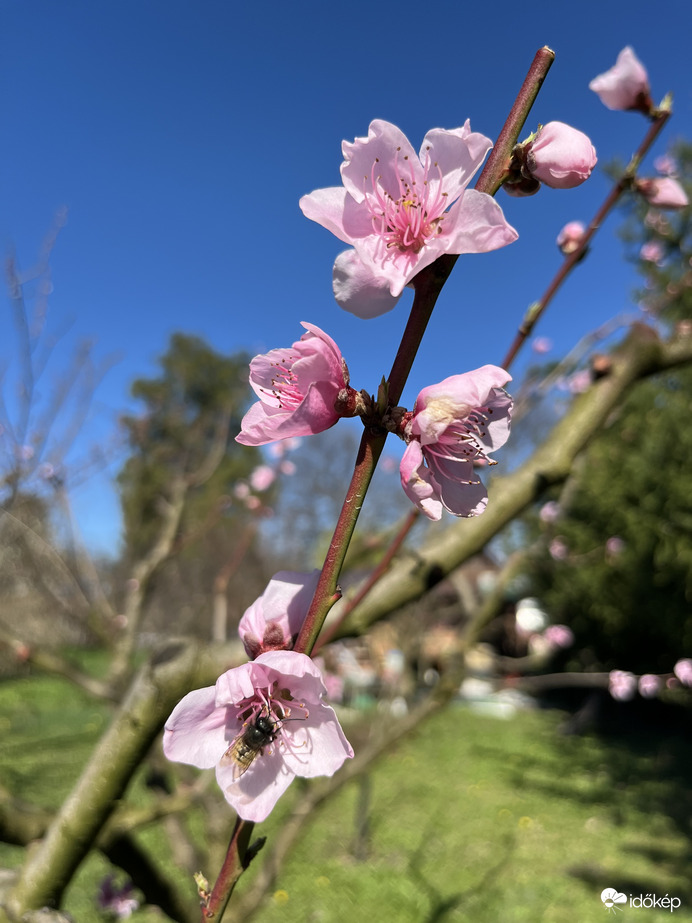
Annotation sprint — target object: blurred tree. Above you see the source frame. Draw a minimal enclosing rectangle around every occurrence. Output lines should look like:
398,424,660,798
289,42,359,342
525,142,692,674
116,334,270,639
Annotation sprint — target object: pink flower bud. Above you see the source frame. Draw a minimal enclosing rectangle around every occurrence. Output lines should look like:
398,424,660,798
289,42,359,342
674,658,692,686
526,123,597,190
589,47,652,113
638,674,661,699
556,221,586,255
609,670,636,702
635,178,689,210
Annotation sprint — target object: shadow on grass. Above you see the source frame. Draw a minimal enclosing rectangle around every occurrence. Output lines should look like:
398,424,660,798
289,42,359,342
474,693,692,907
405,817,517,923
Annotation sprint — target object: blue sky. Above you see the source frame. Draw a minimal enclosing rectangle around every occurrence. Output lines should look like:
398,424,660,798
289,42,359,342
2,0,691,553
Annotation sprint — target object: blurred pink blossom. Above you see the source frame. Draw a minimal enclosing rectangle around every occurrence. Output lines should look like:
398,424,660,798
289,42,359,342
570,369,592,393
674,658,692,686
543,624,574,649
249,465,276,492
609,670,637,701
556,220,586,255
638,674,661,698
300,119,517,317
589,47,651,113
163,651,353,822
237,323,349,446
279,459,296,476
635,178,689,210
539,501,561,523
400,366,512,520
97,876,139,919
532,336,553,354
549,537,569,560
526,122,597,189
244,495,261,511
233,482,250,499
653,155,678,176
639,241,665,264
605,536,626,557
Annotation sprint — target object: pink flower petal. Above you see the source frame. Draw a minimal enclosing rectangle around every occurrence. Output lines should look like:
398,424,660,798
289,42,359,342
301,119,517,317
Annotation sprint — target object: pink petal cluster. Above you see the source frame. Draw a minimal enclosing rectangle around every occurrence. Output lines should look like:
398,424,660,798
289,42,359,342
526,122,597,190
163,651,353,822
635,178,689,210
237,323,348,446
238,570,320,659
589,47,652,113
399,365,512,521
556,221,586,255
608,669,637,702
300,119,518,318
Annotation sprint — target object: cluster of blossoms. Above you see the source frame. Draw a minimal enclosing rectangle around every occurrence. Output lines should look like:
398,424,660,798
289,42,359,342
165,573,353,822
608,660,692,702
164,85,605,821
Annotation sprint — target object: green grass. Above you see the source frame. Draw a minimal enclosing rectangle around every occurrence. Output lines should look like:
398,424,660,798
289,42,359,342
1,670,691,922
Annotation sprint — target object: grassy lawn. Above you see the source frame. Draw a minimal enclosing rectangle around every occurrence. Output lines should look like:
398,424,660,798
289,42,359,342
1,668,690,922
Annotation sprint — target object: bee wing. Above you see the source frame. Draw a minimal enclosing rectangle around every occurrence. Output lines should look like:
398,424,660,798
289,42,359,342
220,734,257,781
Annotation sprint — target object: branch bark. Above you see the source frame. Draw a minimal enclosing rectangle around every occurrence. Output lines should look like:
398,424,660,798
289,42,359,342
1,638,244,921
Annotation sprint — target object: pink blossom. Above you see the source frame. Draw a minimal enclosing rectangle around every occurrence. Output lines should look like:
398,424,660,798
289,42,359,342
543,624,574,650
567,369,592,394
97,876,139,919
539,500,561,523
238,570,320,659
609,670,637,702
605,536,626,557
638,674,661,699
549,537,569,561
237,323,349,446
526,122,597,190
249,465,276,492
300,119,518,318
635,178,689,210
654,155,678,177
399,365,512,520
674,658,692,686
639,241,665,264
532,336,553,354
163,651,353,823
556,221,586,255
589,47,652,113
233,482,251,499
279,459,296,476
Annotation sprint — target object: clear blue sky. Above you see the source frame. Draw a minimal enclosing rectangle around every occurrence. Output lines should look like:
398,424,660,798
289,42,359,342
2,0,690,553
